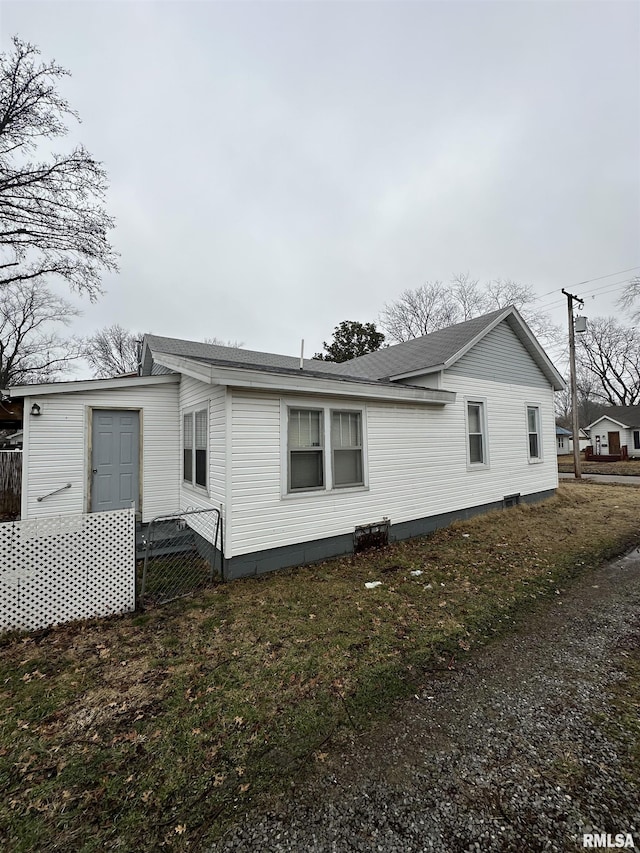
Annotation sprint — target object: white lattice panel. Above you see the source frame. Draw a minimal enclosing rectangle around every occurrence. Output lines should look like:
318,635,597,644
0,508,135,632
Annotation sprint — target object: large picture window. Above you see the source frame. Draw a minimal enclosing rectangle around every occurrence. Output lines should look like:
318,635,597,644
527,405,541,460
286,405,366,493
183,408,207,488
467,401,486,465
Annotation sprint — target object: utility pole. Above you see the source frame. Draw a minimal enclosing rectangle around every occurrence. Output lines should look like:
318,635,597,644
562,288,584,480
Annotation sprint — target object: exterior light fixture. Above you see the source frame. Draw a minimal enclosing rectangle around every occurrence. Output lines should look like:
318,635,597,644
30,403,41,417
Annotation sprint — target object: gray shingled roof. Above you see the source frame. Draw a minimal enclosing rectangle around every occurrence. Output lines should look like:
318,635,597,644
327,308,508,379
143,306,564,389
143,308,508,383
589,406,640,428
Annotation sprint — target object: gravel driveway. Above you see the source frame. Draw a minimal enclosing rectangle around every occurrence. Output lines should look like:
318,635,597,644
211,549,640,852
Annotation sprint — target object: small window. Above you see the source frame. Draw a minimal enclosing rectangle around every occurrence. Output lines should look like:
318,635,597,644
467,401,486,465
183,408,207,488
558,436,564,449
527,406,541,460
634,430,640,450
289,408,324,491
332,410,363,487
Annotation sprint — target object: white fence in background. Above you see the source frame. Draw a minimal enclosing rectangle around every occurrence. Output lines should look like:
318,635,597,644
0,508,135,632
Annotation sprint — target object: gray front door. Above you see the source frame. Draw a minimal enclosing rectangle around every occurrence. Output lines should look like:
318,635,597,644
91,410,140,512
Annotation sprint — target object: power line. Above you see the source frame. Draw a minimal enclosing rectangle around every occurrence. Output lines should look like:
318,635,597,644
535,277,633,313
532,265,640,303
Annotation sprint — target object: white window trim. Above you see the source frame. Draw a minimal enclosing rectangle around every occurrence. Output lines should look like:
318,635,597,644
280,398,369,498
182,403,209,494
525,402,543,463
464,397,489,470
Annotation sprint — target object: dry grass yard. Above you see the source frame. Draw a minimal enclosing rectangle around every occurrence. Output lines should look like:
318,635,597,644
2,483,639,851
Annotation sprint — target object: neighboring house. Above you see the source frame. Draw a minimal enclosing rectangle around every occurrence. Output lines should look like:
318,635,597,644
556,426,589,456
556,425,571,455
4,306,565,579
586,407,640,458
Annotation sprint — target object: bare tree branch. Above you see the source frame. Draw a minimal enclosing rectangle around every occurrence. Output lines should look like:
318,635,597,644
0,280,82,387
576,317,640,407
82,325,142,378
380,274,560,349
0,36,118,300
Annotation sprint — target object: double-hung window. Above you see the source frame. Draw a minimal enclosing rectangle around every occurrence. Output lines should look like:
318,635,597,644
634,430,640,451
466,401,487,465
527,405,541,460
332,411,363,487
286,405,365,493
288,408,324,491
183,408,207,488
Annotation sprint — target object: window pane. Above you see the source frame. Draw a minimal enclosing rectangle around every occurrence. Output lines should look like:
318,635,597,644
334,449,363,486
290,450,323,490
195,410,207,448
195,449,207,487
332,411,361,448
634,431,640,450
183,413,193,482
527,407,538,433
468,404,481,434
289,409,322,448
183,449,192,482
469,434,483,464
529,434,539,458
183,413,193,449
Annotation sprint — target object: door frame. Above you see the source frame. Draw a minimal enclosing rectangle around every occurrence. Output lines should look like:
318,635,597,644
607,431,621,455
86,406,144,517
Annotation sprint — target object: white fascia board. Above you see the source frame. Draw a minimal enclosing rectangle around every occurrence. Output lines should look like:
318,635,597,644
389,364,445,382
586,415,629,430
4,373,179,398
154,352,456,405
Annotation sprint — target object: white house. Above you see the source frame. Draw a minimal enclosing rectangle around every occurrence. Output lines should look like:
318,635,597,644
4,306,565,579
556,426,589,455
586,407,640,458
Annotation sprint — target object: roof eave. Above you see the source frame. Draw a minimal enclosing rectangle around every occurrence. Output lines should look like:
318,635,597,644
3,373,179,398
153,352,456,405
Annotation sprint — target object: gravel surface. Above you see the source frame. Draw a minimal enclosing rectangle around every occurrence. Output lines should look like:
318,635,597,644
211,549,640,852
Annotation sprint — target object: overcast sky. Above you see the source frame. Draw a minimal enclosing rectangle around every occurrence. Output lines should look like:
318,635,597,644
1,0,639,366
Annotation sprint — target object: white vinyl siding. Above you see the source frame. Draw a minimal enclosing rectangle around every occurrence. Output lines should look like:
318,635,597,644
22,380,180,523
228,374,557,558
448,321,549,388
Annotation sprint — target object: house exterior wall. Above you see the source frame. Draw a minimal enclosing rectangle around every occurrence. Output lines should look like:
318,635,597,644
446,320,549,388
178,376,226,514
590,418,639,456
21,381,180,523
227,366,557,562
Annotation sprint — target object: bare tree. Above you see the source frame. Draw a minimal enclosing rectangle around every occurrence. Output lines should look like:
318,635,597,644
0,280,81,388
380,274,558,346
576,316,640,406
203,337,244,348
0,37,118,299
83,324,141,378
617,275,640,324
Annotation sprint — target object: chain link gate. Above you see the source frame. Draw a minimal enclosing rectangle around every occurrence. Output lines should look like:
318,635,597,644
137,507,223,607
